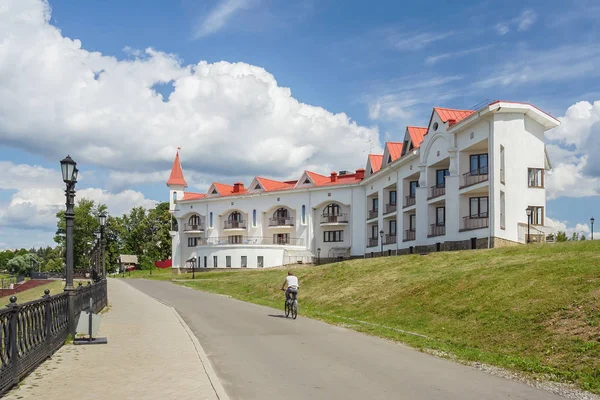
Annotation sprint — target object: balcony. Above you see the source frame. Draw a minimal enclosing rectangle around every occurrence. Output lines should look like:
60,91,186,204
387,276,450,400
383,234,397,245
461,167,489,188
320,213,349,225
428,224,446,237
404,195,416,208
184,223,205,232
224,220,247,230
460,214,489,231
403,230,416,242
428,184,445,200
367,238,378,248
268,217,294,227
198,236,304,246
367,209,378,220
384,203,397,215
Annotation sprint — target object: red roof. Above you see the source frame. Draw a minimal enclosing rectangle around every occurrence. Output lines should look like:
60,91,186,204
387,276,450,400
182,192,206,200
406,127,428,149
166,152,187,187
368,154,383,173
304,171,363,187
210,182,246,196
434,107,475,126
386,142,403,162
305,171,331,186
256,177,296,192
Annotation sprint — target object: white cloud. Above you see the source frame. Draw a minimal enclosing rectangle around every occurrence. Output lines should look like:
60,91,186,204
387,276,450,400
425,45,495,65
495,23,509,36
389,31,454,51
546,217,596,240
0,161,62,190
495,9,537,35
193,0,257,38
0,0,378,185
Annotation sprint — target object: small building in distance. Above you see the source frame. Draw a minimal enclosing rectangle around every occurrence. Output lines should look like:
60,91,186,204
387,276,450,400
118,255,138,272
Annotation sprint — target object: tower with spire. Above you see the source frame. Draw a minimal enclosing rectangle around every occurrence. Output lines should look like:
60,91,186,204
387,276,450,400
166,150,187,212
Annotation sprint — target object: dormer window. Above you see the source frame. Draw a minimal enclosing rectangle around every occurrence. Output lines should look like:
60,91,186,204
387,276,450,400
303,178,311,184
370,168,373,174
211,189,218,195
388,155,392,164
254,184,261,190
433,122,439,131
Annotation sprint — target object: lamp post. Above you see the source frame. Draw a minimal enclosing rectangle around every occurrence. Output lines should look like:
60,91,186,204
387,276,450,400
60,155,78,290
192,257,195,279
317,248,321,265
379,229,384,256
591,217,595,240
526,207,532,244
98,212,106,279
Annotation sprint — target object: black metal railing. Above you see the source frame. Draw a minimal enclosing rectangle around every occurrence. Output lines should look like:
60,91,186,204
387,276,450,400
428,184,445,199
0,280,107,397
198,236,304,246
320,213,349,224
461,214,489,231
429,224,446,237
383,234,397,245
368,209,378,220
404,195,416,208
268,217,294,227
224,220,247,229
384,203,397,214
367,238,379,248
461,167,489,188
404,230,416,242
184,223,205,231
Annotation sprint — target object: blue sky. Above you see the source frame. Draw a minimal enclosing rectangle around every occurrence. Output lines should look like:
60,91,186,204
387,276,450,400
0,0,599,249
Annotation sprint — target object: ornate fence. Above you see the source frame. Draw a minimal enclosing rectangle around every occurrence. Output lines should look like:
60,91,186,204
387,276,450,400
0,279,107,396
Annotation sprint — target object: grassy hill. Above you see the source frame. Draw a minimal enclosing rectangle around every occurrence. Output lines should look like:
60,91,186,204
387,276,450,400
129,241,600,393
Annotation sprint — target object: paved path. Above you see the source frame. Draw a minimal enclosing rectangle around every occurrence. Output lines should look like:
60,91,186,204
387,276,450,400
127,279,567,400
5,279,222,400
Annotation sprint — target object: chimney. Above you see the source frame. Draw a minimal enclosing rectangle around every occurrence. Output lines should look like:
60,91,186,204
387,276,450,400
233,182,244,193
355,168,365,180
330,171,338,183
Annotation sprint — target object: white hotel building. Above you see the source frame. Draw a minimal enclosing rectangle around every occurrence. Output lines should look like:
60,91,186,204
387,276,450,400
168,101,560,270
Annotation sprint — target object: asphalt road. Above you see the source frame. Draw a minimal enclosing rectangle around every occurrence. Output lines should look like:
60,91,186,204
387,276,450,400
126,279,564,400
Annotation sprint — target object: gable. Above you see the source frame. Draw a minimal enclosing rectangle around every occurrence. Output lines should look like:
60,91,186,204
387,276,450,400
295,171,315,188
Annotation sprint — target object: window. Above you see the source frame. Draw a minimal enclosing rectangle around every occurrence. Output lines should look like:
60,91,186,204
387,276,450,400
301,205,306,224
324,203,341,216
389,220,397,235
228,235,243,244
213,256,218,268
303,178,311,184
388,155,392,164
528,168,544,188
211,189,218,195
409,215,416,231
436,169,449,187
187,237,198,247
324,230,343,242
188,214,201,226
370,168,373,174
254,184,261,190
409,181,418,197
274,233,289,244
257,256,264,268
274,208,289,218
204,256,207,268
389,190,397,205
402,140,409,155
433,122,438,131
226,256,231,268
253,209,257,226
528,206,544,225
500,191,505,230
229,211,242,221
371,225,379,239
172,192,177,203
500,145,505,184
436,207,445,226
241,256,247,268
469,197,489,217
372,198,378,211
470,154,488,175
209,212,213,228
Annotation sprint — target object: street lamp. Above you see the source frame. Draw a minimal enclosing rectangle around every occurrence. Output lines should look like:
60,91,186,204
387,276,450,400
60,155,78,291
317,248,321,265
379,229,384,256
591,217,595,240
98,212,106,279
526,207,532,243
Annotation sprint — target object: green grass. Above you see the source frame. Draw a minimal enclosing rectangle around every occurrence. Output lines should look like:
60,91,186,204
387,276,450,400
0,280,86,306
128,241,600,393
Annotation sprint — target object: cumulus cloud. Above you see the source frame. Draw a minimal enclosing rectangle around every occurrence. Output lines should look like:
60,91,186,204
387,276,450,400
0,0,378,185
546,217,595,240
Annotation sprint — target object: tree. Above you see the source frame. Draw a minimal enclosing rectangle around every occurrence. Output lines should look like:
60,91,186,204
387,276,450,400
7,255,30,275
580,234,587,241
556,231,568,242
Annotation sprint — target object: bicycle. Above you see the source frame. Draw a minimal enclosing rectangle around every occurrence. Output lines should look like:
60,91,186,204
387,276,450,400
282,289,298,319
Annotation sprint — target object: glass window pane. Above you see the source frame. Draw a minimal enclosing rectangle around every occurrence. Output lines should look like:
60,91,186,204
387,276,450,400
470,198,478,216
480,154,488,170
481,197,489,215
470,155,478,172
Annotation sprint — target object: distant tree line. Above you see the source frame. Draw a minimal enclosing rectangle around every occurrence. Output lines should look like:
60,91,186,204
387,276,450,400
546,231,588,242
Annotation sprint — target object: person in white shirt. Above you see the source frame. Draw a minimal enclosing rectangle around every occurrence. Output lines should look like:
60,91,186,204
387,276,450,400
281,271,299,302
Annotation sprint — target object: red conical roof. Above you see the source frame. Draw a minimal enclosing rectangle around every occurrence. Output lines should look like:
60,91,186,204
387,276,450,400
166,152,187,187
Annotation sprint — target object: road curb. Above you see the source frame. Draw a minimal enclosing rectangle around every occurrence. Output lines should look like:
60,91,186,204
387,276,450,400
119,280,230,400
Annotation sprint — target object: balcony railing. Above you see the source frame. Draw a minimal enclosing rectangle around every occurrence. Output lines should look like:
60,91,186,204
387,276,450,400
197,236,304,246
403,230,416,242
268,217,294,227
429,224,446,237
383,234,397,245
224,220,247,229
368,209,378,220
404,195,416,208
461,214,489,231
320,213,349,224
461,167,489,188
184,223,205,231
367,238,379,248
428,184,445,199
384,203,397,214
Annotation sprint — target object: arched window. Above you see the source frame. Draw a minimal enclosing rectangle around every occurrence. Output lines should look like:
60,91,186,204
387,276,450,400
229,211,242,221
301,205,306,224
172,192,177,203
324,203,341,216
188,215,200,226
253,209,257,226
273,208,289,218
209,212,213,228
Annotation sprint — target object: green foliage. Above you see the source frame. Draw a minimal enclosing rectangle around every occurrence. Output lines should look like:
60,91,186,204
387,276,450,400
556,231,568,242
6,255,29,275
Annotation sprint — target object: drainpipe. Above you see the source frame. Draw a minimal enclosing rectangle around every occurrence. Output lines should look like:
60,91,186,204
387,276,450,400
487,118,494,249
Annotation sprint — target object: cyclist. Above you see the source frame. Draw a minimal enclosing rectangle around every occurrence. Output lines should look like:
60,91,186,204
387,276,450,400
281,271,299,302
